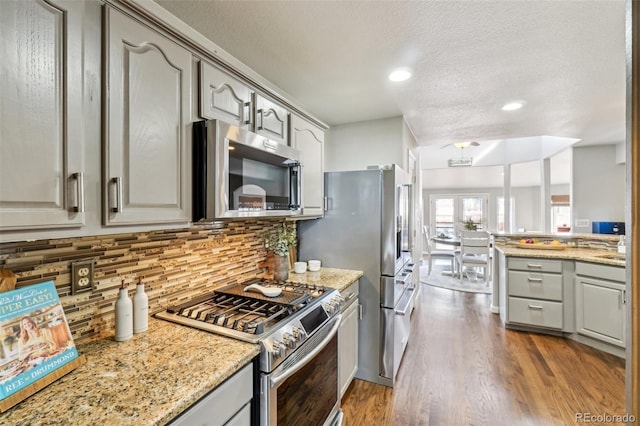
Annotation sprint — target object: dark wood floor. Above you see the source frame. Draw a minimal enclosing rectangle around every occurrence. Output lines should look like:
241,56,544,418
341,283,626,425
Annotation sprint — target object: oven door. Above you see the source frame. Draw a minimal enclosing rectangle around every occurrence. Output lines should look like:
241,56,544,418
261,315,342,426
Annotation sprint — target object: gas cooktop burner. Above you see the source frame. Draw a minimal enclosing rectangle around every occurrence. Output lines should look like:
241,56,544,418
157,278,333,341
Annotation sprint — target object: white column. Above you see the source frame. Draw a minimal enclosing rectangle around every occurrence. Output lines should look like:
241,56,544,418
503,164,511,233
540,158,551,233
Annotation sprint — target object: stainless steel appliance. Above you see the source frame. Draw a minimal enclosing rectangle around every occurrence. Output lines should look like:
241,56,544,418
298,165,414,387
193,119,302,220
156,278,344,426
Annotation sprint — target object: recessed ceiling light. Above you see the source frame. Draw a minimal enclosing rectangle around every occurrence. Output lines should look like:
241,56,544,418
389,69,411,82
502,102,523,111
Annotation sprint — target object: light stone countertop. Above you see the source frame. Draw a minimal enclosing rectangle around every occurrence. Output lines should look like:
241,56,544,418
287,267,363,291
495,244,626,267
0,267,363,425
0,318,260,426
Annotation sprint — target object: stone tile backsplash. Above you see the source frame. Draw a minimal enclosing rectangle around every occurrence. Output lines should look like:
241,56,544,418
0,219,285,343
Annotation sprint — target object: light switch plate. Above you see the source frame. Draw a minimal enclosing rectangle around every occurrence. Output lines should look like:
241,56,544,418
71,260,94,294
576,219,590,227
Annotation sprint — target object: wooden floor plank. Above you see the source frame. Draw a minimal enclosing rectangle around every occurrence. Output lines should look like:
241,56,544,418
341,283,626,425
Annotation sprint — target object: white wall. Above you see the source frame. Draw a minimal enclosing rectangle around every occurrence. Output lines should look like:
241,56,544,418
325,116,405,171
572,145,626,233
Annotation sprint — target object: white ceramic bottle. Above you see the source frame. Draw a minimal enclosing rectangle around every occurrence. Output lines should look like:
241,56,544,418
115,281,133,341
133,280,149,333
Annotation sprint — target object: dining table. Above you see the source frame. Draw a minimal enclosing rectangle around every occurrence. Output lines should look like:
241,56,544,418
431,235,461,247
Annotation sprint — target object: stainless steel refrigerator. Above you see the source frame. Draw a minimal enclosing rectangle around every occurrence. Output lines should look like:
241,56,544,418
298,165,414,387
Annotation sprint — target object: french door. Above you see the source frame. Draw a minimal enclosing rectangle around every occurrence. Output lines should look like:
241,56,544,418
429,194,489,237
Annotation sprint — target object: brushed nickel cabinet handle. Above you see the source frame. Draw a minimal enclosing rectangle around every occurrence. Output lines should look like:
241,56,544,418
243,101,252,125
111,177,123,213
70,172,85,213
527,277,543,283
257,109,263,130
527,304,544,311
526,263,543,269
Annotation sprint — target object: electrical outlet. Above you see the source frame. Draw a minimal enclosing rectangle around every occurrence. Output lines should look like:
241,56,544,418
71,260,94,294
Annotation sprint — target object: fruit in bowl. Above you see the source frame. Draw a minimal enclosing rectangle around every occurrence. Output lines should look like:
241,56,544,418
519,238,536,244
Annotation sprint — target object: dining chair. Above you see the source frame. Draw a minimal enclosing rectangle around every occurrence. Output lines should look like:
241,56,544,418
455,230,491,284
423,226,456,275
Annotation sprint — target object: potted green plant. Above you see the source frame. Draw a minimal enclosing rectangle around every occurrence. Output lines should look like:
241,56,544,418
264,222,297,280
462,218,478,231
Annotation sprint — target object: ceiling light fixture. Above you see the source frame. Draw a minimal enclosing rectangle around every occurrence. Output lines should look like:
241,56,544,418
388,69,411,82
502,102,523,111
448,141,478,167
453,141,479,149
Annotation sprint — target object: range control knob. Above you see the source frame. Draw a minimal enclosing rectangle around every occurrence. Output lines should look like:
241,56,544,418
324,303,335,315
292,327,306,342
271,342,282,361
283,332,296,349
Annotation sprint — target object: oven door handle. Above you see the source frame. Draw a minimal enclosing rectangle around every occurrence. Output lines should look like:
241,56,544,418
270,314,342,389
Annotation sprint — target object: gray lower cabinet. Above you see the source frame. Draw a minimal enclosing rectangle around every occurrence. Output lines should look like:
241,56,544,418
0,0,86,230
338,280,359,398
575,262,626,348
171,362,253,426
103,5,192,226
290,114,325,217
505,258,565,330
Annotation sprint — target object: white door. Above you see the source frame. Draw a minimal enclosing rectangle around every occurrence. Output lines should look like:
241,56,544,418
430,194,489,237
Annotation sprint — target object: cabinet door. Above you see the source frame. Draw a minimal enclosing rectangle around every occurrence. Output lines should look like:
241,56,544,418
290,114,324,216
339,300,359,398
575,277,625,347
255,95,288,145
199,61,252,128
104,6,191,225
0,0,85,230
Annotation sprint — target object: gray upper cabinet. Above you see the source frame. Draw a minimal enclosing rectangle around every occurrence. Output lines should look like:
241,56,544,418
0,0,85,230
199,61,252,128
103,6,191,226
255,94,288,145
290,114,325,217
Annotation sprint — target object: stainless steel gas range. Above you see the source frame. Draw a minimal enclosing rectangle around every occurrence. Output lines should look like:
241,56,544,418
156,278,345,426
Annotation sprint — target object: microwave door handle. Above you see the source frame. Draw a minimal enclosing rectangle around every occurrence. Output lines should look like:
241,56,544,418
270,314,342,388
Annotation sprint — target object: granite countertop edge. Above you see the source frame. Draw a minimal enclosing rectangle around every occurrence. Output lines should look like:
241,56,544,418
495,244,626,267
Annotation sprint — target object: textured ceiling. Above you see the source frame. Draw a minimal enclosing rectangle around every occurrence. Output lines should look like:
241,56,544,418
154,0,626,148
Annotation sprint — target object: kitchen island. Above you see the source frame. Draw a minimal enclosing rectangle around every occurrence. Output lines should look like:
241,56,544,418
494,241,626,357
0,267,363,425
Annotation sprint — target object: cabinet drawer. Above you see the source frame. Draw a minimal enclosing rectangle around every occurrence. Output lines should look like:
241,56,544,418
508,297,563,329
170,362,253,426
508,271,562,301
508,258,562,273
576,261,625,283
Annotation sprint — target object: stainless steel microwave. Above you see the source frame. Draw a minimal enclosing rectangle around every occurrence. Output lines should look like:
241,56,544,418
192,119,302,220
